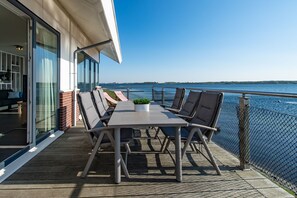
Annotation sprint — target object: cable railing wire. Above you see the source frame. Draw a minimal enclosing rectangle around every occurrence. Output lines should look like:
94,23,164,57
104,86,297,194
152,87,297,194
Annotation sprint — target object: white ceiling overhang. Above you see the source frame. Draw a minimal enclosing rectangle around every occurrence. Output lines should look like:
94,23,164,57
58,0,122,63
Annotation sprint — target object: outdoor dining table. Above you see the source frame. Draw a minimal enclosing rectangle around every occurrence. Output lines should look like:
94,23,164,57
108,101,188,184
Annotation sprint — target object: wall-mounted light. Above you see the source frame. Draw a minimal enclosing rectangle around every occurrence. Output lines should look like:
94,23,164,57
15,45,23,51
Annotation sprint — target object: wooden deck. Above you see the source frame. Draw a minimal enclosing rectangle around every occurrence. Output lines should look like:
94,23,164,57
0,121,293,197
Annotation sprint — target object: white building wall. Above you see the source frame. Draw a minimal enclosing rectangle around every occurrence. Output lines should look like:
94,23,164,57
18,0,99,91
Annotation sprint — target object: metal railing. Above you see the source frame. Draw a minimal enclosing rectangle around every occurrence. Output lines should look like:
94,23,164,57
122,88,144,100
152,86,297,194
104,88,151,100
104,85,297,194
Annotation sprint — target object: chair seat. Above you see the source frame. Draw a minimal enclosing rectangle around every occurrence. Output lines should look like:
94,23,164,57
160,126,207,142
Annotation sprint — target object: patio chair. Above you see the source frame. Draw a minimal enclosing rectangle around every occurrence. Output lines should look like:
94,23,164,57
167,90,202,119
155,91,202,139
114,91,128,101
91,90,111,123
97,88,115,112
162,88,185,112
160,91,224,175
103,92,118,106
77,92,133,177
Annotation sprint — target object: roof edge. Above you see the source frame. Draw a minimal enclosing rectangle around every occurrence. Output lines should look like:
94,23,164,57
99,0,122,63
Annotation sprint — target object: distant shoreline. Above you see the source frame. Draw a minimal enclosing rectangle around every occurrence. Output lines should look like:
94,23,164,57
101,81,297,85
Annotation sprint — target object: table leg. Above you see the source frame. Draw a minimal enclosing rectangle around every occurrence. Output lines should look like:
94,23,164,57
114,128,121,184
175,127,182,182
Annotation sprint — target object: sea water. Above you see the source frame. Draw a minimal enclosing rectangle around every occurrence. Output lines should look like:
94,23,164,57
102,83,297,114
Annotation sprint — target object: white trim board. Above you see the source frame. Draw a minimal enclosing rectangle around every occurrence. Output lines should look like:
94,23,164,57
0,130,64,183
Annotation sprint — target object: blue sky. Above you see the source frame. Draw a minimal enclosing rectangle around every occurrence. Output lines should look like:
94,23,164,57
100,0,297,83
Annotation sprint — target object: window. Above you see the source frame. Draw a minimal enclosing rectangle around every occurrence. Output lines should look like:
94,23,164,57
95,62,99,87
77,52,85,91
35,22,59,136
90,61,94,89
77,52,99,91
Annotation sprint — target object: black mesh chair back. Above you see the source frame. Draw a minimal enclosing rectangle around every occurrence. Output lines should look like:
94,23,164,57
98,88,110,111
91,90,107,118
179,91,202,117
77,92,105,131
171,88,185,110
188,91,223,141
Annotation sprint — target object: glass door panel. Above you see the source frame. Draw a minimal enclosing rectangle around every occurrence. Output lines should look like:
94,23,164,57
35,22,58,138
0,3,29,165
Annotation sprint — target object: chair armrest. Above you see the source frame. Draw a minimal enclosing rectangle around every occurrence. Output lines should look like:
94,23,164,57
176,114,192,119
188,123,217,131
165,107,180,113
160,104,173,108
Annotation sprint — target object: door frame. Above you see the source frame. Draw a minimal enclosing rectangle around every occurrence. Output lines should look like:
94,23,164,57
7,0,61,147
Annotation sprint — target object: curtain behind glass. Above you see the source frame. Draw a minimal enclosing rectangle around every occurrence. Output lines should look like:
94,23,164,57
35,23,58,135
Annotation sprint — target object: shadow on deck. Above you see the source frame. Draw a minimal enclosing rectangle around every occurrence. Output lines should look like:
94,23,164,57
0,121,293,197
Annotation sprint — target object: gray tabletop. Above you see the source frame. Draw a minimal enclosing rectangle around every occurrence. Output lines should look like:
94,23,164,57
108,101,188,128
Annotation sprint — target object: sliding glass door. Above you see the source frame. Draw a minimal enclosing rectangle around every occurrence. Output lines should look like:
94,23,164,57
35,22,58,138
0,0,60,168
0,2,30,166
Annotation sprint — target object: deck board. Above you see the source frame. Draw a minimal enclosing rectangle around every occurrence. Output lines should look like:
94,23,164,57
0,121,293,197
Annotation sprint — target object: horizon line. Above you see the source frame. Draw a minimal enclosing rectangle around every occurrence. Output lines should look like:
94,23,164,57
100,80,297,84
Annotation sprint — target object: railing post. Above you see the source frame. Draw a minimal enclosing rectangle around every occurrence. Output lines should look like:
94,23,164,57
127,88,130,100
152,87,155,101
239,94,250,170
162,88,165,105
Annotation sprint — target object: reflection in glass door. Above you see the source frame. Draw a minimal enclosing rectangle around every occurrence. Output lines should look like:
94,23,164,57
0,2,29,165
35,22,58,138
